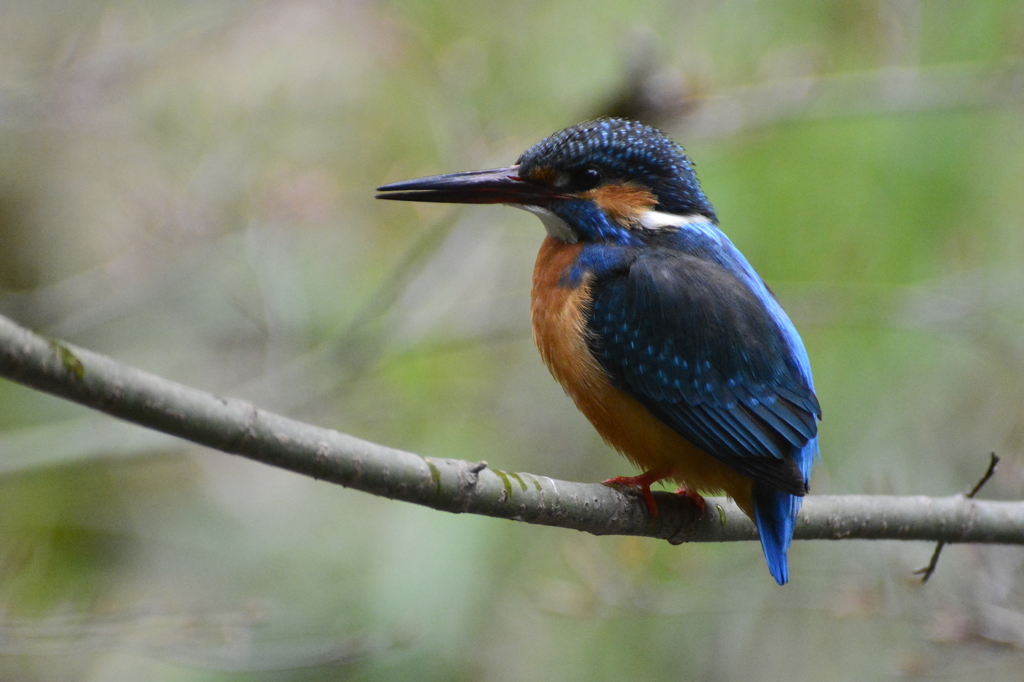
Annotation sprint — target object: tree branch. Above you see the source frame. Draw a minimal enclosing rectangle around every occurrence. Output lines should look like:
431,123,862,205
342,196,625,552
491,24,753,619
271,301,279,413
0,313,1021,545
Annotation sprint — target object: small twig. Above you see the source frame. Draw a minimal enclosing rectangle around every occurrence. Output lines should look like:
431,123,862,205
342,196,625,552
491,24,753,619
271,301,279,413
965,453,1000,499
915,452,1000,582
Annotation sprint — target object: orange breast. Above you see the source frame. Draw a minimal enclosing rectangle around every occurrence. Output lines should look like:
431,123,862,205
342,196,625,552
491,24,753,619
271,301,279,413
530,236,755,514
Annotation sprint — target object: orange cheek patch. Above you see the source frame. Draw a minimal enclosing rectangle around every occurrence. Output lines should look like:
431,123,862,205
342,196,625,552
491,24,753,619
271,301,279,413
585,183,657,226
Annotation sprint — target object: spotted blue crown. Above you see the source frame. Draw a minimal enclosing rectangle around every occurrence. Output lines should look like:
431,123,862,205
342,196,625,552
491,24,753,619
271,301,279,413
517,118,717,222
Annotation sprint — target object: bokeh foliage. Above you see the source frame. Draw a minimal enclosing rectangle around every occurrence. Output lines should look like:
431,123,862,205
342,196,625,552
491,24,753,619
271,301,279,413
1,0,1024,679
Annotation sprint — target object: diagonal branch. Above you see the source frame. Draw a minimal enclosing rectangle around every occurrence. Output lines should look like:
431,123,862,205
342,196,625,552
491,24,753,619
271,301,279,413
0,312,1022,545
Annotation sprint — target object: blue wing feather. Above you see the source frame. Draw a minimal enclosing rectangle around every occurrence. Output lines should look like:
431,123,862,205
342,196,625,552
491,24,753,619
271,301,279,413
579,222,820,584
586,248,818,488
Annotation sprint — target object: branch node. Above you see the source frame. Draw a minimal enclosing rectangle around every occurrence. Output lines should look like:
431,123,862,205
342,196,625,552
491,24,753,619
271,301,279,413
462,460,488,487
915,452,1000,583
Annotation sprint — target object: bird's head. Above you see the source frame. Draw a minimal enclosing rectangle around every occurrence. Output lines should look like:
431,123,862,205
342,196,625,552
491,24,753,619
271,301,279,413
377,118,717,244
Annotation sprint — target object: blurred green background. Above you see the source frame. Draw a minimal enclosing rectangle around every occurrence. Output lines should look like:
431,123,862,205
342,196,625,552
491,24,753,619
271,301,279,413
1,0,1024,679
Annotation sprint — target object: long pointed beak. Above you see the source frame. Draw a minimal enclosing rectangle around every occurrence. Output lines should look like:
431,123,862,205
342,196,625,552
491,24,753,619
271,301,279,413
376,165,567,205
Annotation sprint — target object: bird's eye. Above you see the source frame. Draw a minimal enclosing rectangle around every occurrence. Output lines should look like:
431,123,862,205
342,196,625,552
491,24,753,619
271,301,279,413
573,166,603,191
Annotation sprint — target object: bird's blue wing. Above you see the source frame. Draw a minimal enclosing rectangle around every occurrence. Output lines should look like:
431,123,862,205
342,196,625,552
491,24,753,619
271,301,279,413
585,237,820,495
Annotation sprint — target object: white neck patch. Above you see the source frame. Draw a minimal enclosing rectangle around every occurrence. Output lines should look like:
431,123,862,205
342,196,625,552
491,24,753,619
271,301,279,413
636,210,711,231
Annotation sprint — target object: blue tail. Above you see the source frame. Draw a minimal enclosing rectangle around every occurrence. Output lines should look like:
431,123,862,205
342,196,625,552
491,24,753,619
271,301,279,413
752,483,800,585
753,439,817,585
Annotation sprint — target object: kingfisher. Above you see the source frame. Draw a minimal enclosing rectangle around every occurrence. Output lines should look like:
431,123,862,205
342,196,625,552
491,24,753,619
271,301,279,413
376,118,820,584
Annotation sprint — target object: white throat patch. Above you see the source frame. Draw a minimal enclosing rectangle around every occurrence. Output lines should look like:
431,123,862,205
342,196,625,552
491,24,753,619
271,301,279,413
516,205,578,243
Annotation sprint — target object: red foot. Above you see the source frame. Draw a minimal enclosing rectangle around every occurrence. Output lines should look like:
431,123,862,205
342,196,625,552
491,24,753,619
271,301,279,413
672,486,707,518
602,470,668,518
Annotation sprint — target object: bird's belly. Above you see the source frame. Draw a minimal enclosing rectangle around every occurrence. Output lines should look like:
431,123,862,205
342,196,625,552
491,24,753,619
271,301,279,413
530,237,754,507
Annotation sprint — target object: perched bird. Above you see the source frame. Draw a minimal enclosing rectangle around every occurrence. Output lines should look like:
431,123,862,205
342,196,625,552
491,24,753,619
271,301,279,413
377,118,820,584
